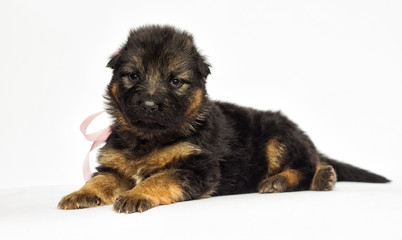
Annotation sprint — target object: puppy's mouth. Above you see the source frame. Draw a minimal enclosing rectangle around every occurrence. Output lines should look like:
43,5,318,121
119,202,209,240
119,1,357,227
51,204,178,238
132,118,168,133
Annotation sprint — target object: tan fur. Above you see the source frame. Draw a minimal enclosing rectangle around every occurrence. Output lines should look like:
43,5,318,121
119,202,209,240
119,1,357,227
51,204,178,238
280,169,302,188
184,89,203,120
127,170,184,206
58,173,130,209
80,173,130,203
98,142,201,184
110,81,120,104
266,138,286,175
175,83,190,95
122,76,134,89
258,168,302,193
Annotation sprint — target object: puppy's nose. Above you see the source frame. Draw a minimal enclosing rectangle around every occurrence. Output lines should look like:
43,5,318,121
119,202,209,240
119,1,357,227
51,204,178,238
141,100,158,113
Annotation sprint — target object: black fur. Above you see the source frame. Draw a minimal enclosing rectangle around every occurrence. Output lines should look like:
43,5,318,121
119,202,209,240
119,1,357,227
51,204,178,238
58,25,389,213
104,25,389,194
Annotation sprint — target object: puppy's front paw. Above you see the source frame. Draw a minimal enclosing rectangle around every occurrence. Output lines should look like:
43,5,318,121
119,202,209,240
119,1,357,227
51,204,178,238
58,191,103,210
113,193,156,213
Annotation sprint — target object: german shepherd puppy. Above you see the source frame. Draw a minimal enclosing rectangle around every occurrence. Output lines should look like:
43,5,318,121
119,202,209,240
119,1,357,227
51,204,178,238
58,25,389,213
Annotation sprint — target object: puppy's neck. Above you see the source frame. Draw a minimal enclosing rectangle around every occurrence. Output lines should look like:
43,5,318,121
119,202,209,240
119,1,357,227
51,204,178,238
109,98,212,153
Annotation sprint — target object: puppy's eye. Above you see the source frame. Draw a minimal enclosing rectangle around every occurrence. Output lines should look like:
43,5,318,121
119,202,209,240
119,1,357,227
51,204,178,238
170,79,183,88
129,73,140,81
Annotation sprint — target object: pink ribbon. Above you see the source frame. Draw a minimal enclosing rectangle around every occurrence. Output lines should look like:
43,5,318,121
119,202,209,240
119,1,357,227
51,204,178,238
77,48,120,182
80,111,112,182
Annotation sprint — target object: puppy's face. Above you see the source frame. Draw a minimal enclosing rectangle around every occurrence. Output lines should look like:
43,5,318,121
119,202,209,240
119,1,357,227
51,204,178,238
106,26,210,137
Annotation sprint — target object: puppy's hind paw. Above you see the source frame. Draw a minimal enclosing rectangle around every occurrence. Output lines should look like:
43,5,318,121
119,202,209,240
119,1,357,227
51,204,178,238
310,165,337,191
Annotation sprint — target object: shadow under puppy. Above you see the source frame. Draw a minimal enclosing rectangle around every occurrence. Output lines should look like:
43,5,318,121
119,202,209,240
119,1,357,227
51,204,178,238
58,25,389,213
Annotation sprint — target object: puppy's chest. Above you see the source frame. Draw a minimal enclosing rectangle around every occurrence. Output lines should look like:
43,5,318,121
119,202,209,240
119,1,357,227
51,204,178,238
98,142,201,184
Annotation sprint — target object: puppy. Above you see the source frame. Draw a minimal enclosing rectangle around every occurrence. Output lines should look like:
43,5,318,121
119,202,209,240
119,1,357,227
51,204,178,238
58,25,389,213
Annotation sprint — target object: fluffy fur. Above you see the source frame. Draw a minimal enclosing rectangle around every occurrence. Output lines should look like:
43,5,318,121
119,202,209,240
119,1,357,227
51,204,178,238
58,25,389,213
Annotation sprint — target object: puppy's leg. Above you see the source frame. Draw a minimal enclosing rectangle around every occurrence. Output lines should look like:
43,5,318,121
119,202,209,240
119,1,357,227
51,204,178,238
58,173,130,210
310,163,337,191
258,169,303,193
113,168,207,213
258,137,315,193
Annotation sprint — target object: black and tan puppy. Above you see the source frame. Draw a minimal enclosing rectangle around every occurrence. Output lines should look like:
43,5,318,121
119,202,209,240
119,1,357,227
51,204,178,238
58,25,389,213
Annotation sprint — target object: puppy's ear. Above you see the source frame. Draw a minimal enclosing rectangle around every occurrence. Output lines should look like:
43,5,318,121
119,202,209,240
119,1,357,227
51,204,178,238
106,48,122,69
198,55,211,81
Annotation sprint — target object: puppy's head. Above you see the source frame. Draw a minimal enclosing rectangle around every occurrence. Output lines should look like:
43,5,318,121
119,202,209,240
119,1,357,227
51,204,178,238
106,25,210,138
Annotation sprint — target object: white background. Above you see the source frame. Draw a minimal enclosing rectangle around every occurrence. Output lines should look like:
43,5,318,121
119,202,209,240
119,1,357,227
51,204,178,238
0,0,401,188
1,1,402,240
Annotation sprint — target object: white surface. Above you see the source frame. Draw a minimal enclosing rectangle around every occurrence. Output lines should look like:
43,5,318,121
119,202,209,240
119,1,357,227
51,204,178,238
1,182,401,240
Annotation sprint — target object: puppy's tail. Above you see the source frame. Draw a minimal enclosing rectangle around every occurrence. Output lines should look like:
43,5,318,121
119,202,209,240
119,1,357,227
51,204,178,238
320,155,390,183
